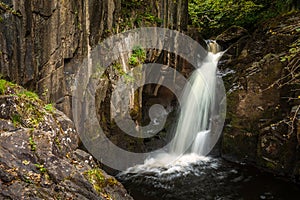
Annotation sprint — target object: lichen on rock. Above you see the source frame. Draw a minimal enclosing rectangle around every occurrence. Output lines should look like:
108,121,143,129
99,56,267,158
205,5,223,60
0,79,133,199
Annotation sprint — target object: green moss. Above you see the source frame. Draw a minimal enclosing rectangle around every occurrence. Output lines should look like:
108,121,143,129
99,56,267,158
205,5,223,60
29,136,37,151
17,90,39,100
112,62,135,83
54,137,62,150
0,78,16,94
0,79,7,95
112,63,125,75
11,114,22,126
44,104,54,112
265,160,277,169
84,168,119,195
85,168,106,193
0,78,55,129
123,74,135,83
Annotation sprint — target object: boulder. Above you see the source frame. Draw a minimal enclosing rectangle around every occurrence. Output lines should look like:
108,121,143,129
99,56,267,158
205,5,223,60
220,11,300,182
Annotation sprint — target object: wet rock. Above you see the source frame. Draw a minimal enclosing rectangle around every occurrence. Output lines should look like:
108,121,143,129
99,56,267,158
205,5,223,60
216,26,250,52
220,11,300,182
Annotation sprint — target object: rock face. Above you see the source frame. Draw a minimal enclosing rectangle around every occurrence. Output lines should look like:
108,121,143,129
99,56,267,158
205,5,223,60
0,0,190,152
219,12,300,182
0,0,188,118
0,80,133,199
0,0,190,195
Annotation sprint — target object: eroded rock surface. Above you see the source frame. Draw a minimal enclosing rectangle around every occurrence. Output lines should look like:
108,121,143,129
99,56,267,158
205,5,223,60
219,12,300,182
0,80,133,199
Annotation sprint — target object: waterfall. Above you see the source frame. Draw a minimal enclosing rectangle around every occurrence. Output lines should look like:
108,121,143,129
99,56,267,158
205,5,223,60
119,41,224,175
170,41,222,156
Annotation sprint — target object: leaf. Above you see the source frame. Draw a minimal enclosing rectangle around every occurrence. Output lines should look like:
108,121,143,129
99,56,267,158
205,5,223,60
22,160,30,165
280,57,287,62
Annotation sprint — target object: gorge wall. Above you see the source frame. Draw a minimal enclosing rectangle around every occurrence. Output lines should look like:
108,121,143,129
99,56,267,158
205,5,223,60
0,0,188,118
218,12,300,182
1,0,300,185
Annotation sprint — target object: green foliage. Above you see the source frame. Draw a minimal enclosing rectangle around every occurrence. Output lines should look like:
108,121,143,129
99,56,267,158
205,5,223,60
280,38,300,62
44,103,54,112
85,169,106,193
129,56,139,66
189,0,299,36
0,78,16,95
34,163,47,174
0,2,22,17
189,0,263,36
112,62,135,83
123,73,135,83
129,45,146,66
112,63,125,75
11,114,22,126
29,136,37,151
119,0,162,31
18,90,39,100
0,79,6,94
135,13,163,26
84,168,118,195
0,77,57,130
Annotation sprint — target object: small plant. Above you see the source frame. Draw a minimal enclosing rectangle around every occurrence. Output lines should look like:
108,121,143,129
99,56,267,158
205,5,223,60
34,163,47,174
42,88,48,96
112,62,125,75
280,39,300,62
0,78,16,95
23,176,33,184
0,79,7,94
129,56,139,66
128,45,146,66
29,136,37,151
11,114,22,126
44,103,54,112
123,73,135,83
54,137,62,150
132,45,146,62
0,2,22,17
85,168,106,193
144,13,163,24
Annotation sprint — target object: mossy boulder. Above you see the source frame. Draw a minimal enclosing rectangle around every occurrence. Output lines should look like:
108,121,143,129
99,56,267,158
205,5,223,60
0,79,133,199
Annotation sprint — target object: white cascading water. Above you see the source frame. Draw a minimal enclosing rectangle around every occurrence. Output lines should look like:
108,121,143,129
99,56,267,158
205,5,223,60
120,41,223,175
169,50,222,156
